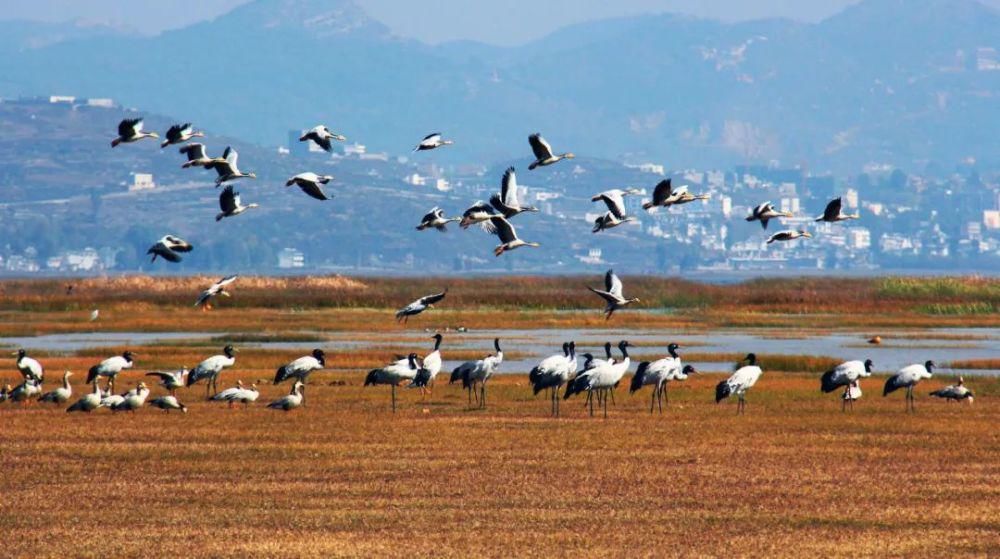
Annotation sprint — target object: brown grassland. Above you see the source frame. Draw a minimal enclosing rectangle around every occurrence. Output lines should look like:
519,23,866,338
1,275,998,557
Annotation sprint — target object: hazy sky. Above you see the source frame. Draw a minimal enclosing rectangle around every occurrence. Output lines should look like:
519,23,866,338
4,0,999,45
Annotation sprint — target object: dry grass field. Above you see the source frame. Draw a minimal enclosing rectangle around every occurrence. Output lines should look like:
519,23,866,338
1,370,998,558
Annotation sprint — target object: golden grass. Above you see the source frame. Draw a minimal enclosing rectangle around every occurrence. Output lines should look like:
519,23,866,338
1,372,997,557
946,359,1000,370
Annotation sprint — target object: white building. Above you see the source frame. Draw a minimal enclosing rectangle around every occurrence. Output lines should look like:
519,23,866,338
847,228,871,250
49,95,75,104
844,188,859,208
130,173,155,192
86,98,115,108
278,248,305,269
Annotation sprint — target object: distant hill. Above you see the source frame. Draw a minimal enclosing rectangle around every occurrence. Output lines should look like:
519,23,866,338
1,0,1000,172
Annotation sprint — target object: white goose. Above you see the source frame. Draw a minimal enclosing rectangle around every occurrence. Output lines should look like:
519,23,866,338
529,341,576,416
413,132,453,152
767,229,812,244
459,201,499,231
148,395,188,413
746,201,792,230
206,146,256,186
110,382,150,412
286,173,333,201
365,353,420,413
591,189,639,232
528,133,574,170
8,379,43,404
39,371,73,404
416,207,460,232
930,377,974,404
186,345,238,398
86,350,135,392
450,338,503,409
588,269,640,320
267,381,304,411
216,185,259,221
66,381,103,413
816,197,860,223
300,125,346,152
490,167,537,218
147,235,193,263
111,118,158,147
274,349,326,404
884,360,934,412
715,353,763,414
14,349,44,383
210,379,246,408
161,122,204,148
821,359,874,411
195,274,239,310
488,215,540,257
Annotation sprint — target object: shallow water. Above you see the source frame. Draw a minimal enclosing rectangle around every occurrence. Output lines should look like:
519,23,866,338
2,327,997,377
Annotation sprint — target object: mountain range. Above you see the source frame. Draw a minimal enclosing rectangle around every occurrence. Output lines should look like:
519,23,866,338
2,0,1000,173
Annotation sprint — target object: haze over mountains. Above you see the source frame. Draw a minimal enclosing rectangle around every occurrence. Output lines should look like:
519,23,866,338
3,0,1000,172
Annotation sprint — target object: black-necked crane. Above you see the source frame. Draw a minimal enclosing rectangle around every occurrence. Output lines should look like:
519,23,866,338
300,125,346,152
147,235,193,263
179,143,218,168
39,371,73,404
884,360,934,412
416,207,460,232
145,369,189,396
186,345,238,398
820,359,874,411
746,201,791,230
206,146,256,186
716,353,763,414
66,381,102,413
111,118,158,147
286,173,333,201
450,338,503,409
588,269,640,320
195,275,238,310
8,379,42,405
413,133,453,152
488,215,540,256
529,341,576,416
148,395,188,413
161,123,204,148
459,201,499,230
274,349,326,405
490,167,538,218
816,197,860,223
930,376,974,404
528,133,574,170
267,381,305,411
409,334,444,397
630,343,694,413
564,341,632,418
767,229,812,244
14,349,43,383
216,185,259,222
86,350,135,392
396,289,447,323
365,353,420,413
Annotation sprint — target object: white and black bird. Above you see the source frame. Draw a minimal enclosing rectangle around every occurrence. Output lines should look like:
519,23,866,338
490,167,537,218
715,353,763,414
767,229,812,244
147,235,194,263
529,341,576,416
179,143,216,168
145,369,189,396
86,350,135,392
66,381,102,413
564,341,633,418
216,185,259,222
111,118,158,147
365,353,420,413
195,275,238,310
206,146,256,186
591,189,639,232
8,379,42,404
488,215,540,257
267,381,304,411
820,359,874,411
449,338,503,409
14,349,44,383
148,395,188,413
459,201,499,231
642,179,684,210
592,211,631,233
528,133,574,170
274,349,326,405
416,207,460,232
413,132,453,152
746,201,792,230
286,173,333,201
110,382,150,412
930,377,974,404
409,334,444,395
300,125,346,152
630,343,688,413
39,371,73,404
186,345,238,398
588,269,640,320
210,380,250,408
161,123,204,148
670,187,710,206
395,289,447,323
884,360,935,412
816,197,860,223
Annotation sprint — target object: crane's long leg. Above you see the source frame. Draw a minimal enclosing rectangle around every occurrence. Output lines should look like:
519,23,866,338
650,388,656,414
302,384,307,407
205,381,211,400
664,385,670,409
480,383,487,409
603,389,608,419
391,384,397,413
588,390,594,417
842,386,848,412
610,388,616,406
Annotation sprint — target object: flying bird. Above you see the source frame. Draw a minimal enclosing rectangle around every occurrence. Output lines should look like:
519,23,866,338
300,125,346,152
820,359,874,411
642,179,683,210
816,197,860,223
591,189,639,232
746,201,792,230
179,143,218,168
286,172,333,201
413,132,453,152
147,235,194,263
206,146,256,186
111,118,158,147
161,123,204,148
459,201,499,231
884,360,935,412
528,133,574,170
490,167,537,218
488,215,540,256
592,212,632,233
216,185,259,221
396,289,447,323
588,269,640,320
767,229,812,244
195,275,238,310
715,353,763,414
416,207,460,232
